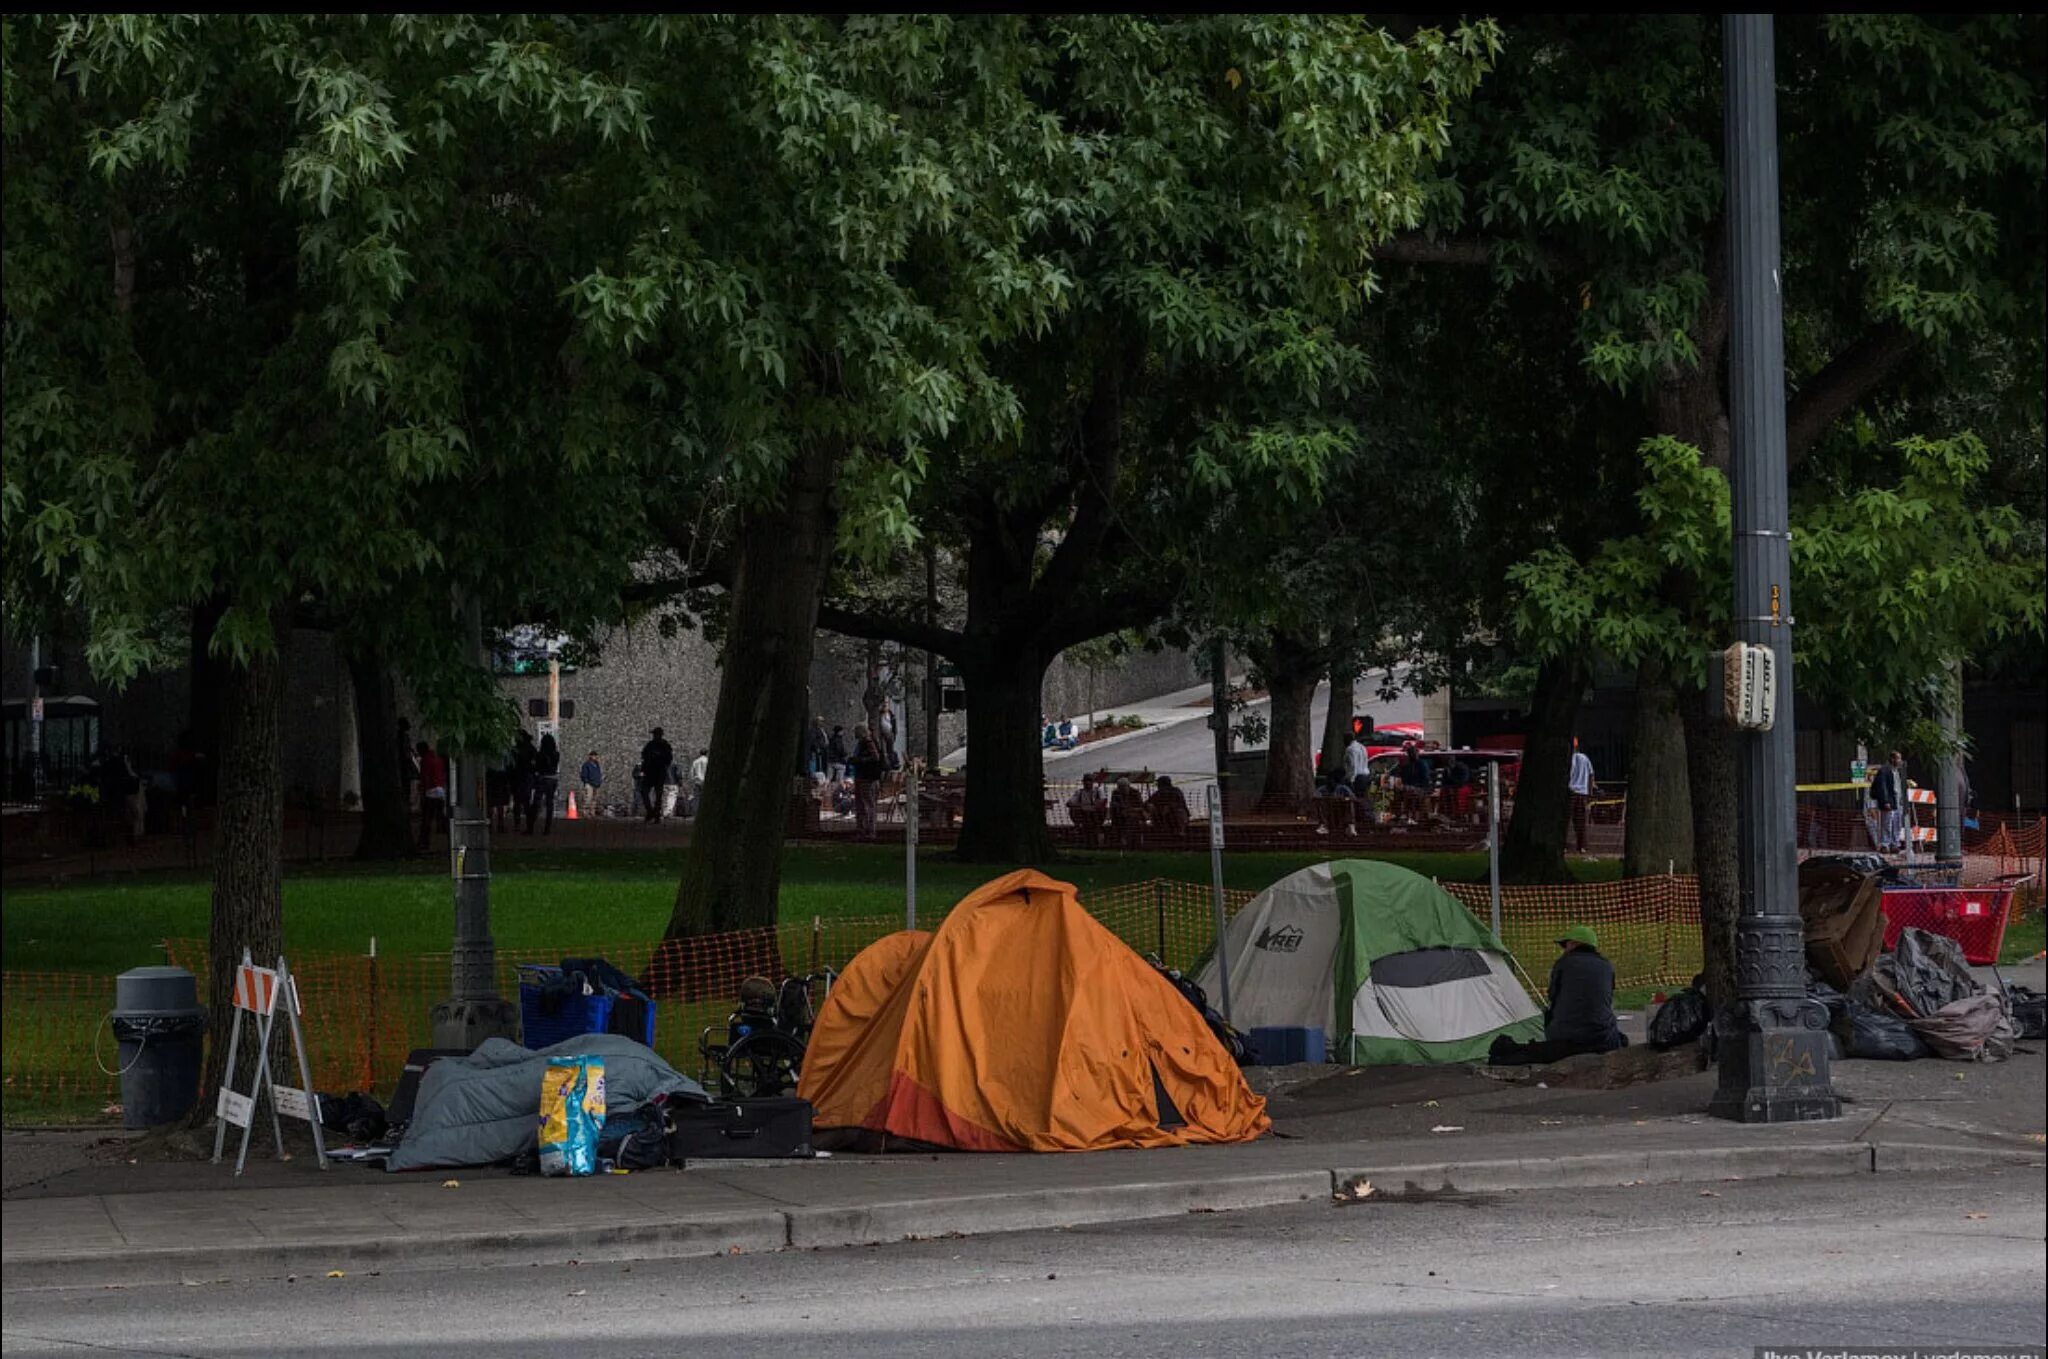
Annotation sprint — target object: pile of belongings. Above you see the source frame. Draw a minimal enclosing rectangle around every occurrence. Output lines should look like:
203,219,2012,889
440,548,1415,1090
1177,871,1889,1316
526,956,656,1044
385,1034,707,1172
1797,855,1887,990
1837,927,2017,1062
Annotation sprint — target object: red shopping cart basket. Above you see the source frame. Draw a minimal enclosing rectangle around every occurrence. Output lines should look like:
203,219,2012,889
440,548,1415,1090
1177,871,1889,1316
1877,883,2018,966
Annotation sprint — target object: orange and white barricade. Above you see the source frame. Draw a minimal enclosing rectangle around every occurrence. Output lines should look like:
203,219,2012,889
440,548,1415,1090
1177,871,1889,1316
211,949,327,1175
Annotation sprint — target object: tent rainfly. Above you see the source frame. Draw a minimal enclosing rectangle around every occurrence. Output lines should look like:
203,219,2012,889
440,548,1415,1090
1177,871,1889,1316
1197,860,1543,1065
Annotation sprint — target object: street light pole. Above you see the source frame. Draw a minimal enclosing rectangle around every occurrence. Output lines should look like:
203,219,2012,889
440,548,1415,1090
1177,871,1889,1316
430,589,518,1050
1709,13,1837,1123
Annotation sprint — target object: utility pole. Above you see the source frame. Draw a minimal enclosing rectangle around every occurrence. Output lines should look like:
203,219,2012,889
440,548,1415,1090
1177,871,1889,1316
1709,13,1837,1123
430,590,518,1049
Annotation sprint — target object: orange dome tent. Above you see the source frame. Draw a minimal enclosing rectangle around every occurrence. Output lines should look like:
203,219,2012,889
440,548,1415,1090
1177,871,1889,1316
798,869,1268,1152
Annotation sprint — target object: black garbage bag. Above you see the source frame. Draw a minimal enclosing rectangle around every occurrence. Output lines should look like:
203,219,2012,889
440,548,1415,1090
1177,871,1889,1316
316,1091,388,1142
1647,988,1710,1050
1888,928,1979,1017
1807,977,1850,1025
1839,1006,1931,1061
2007,985,2047,1041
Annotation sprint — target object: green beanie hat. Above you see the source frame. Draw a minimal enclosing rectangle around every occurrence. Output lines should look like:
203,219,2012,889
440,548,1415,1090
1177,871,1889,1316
1557,923,1598,949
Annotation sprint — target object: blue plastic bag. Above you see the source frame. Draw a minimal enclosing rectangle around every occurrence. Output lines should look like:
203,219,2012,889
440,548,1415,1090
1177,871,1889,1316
538,1055,605,1176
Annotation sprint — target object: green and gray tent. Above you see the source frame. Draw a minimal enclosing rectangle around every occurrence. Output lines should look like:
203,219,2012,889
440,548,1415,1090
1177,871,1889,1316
1197,860,1542,1065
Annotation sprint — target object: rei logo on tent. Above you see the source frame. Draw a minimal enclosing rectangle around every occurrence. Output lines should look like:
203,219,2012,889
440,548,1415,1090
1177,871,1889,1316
1253,924,1305,954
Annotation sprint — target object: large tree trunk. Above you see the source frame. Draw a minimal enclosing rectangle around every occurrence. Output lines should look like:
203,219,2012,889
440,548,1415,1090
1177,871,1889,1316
200,611,291,1110
346,647,411,860
1257,634,1320,802
1319,659,1354,778
1501,656,1583,884
667,439,838,938
1623,657,1695,878
187,596,229,806
954,643,1055,863
1682,683,1739,1004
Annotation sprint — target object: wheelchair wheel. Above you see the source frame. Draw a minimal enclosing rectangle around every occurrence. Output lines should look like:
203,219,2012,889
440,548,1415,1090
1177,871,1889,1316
718,1029,806,1100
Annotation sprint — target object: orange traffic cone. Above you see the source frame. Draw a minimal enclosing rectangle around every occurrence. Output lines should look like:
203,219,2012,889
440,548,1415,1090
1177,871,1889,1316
566,791,580,820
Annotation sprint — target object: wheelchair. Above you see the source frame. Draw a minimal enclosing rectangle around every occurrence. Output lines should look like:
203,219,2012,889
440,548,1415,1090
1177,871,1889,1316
698,970,836,1100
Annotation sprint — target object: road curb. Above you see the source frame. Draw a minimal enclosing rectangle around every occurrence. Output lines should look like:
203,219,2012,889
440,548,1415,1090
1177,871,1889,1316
0,1210,791,1292
784,1171,1330,1250
6,1138,2034,1290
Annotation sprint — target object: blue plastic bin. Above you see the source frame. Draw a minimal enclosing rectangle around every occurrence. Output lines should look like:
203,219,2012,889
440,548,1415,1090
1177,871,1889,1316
1248,1026,1327,1066
518,965,656,1049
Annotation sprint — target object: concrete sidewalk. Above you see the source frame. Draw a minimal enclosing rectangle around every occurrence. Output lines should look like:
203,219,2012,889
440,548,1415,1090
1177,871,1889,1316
7,1064,2041,1291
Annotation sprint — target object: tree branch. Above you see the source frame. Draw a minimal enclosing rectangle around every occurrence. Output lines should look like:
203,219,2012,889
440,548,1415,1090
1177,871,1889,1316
817,601,962,658
1371,232,1577,275
1043,581,1180,656
1027,342,1138,620
1785,322,1920,466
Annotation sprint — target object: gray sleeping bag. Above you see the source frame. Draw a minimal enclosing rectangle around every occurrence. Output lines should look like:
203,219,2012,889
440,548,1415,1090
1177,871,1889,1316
387,1034,705,1172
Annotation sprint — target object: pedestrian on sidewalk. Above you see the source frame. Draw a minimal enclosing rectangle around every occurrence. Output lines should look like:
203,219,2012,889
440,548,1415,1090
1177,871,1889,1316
531,732,561,834
1568,737,1595,852
417,740,448,850
579,750,604,817
851,723,884,841
1870,750,1906,853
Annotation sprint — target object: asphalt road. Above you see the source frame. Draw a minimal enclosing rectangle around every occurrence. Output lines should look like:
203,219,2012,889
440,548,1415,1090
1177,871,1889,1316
1039,670,1424,786
6,1167,2041,1359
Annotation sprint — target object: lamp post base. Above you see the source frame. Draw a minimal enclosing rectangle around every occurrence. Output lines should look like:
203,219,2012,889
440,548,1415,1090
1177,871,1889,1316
1708,1000,1840,1124
429,996,519,1051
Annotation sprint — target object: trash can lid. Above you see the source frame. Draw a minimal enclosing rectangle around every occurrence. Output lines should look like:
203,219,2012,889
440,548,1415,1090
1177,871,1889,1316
114,966,202,1016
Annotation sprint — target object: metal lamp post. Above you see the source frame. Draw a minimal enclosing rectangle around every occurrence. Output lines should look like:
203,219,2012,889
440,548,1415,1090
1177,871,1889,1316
430,590,519,1049
1708,13,1838,1123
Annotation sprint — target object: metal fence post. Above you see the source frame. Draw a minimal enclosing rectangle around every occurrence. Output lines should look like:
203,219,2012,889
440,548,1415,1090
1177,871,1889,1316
1207,785,1232,1024
905,761,919,932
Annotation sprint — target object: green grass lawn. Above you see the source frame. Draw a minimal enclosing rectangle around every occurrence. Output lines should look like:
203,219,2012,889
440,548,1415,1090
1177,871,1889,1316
1,845,1621,973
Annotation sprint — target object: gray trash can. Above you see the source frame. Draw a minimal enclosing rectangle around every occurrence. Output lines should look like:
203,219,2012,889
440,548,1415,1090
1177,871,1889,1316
111,966,206,1129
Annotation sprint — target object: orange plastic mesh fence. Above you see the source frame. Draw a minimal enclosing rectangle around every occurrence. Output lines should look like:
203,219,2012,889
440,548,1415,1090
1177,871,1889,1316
0,971,124,1115
1442,876,1702,995
2,873,1720,1116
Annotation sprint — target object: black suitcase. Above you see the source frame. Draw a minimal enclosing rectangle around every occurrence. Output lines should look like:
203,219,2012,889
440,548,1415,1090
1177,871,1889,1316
666,1097,814,1160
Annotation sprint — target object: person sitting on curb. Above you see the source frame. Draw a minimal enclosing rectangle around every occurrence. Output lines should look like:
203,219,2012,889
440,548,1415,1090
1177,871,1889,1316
1488,923,1627,1065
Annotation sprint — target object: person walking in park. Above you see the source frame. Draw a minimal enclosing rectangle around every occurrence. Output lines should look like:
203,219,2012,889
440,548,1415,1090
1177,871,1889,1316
508,728,538,834
1870,749,1907,853
826,724,850,785
397,717,419,811
879,699,900,771
1568,737,1596,853
805,715,830,782
639,726,674,824
687,746,709,817
1343,726,1370,794
850,723,885,841
579,749,604,816
416,739,448,851
531,731,561,834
